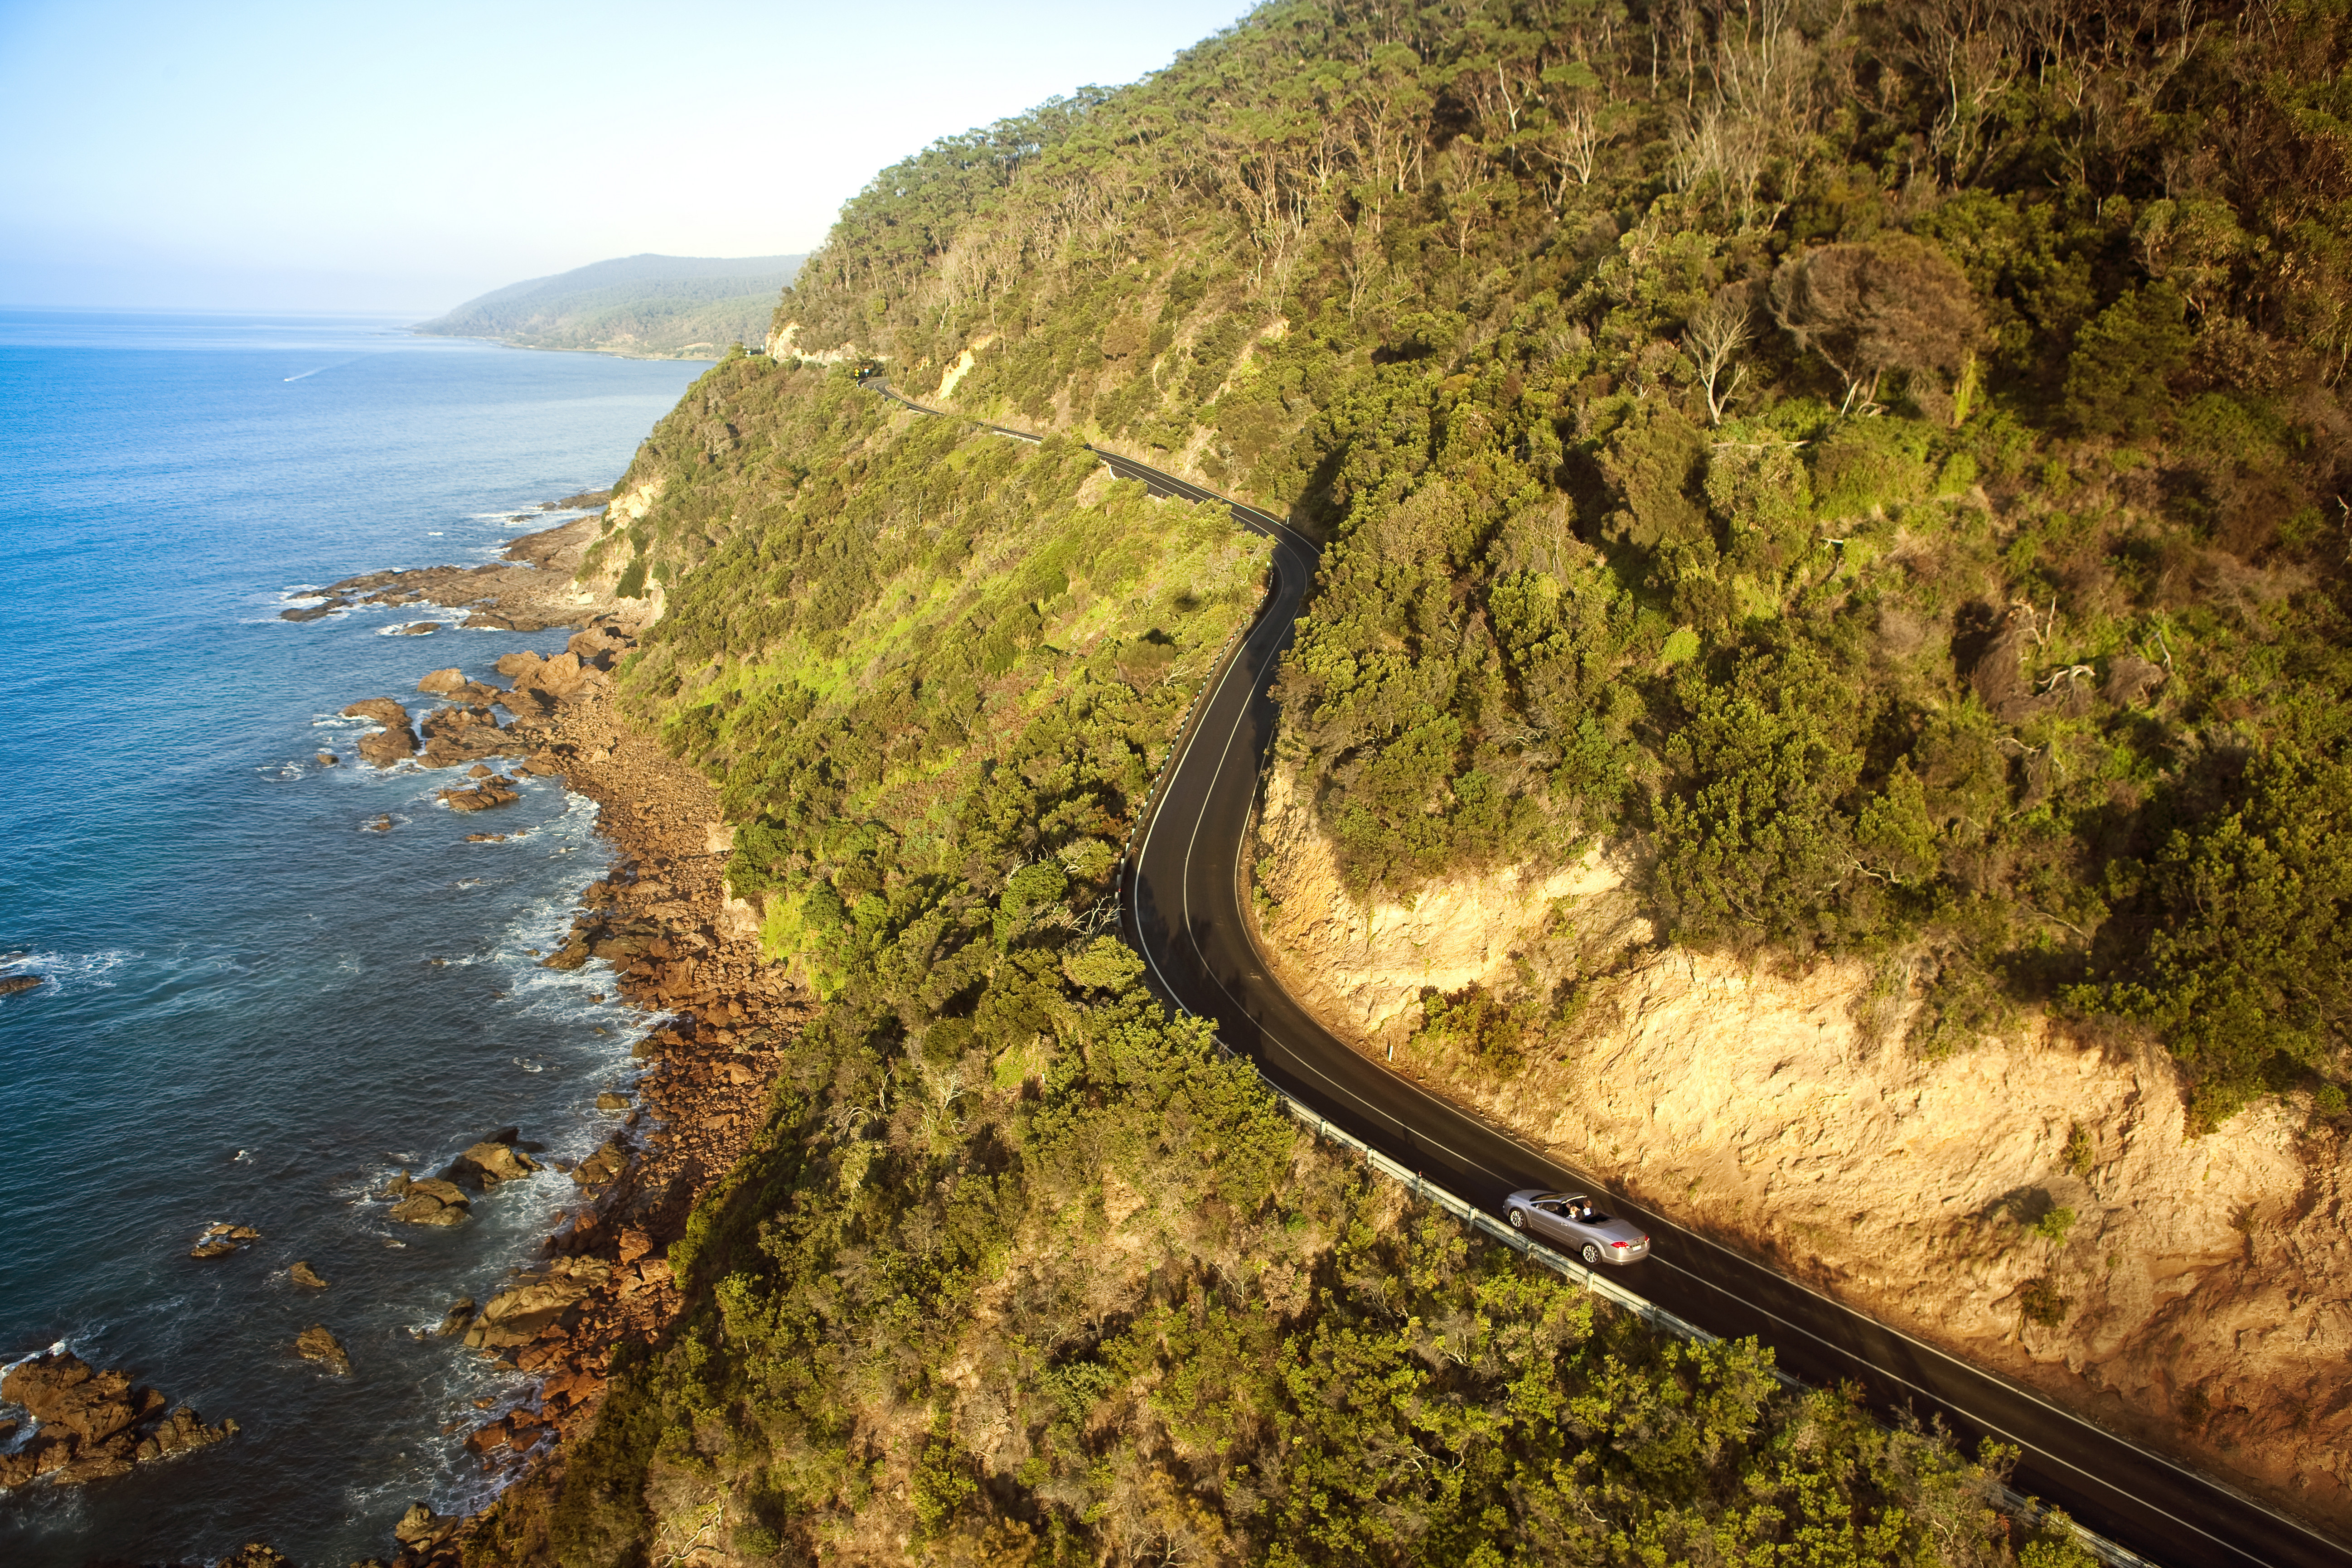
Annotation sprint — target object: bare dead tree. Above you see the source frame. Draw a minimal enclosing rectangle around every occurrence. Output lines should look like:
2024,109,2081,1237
1684,285,1754,425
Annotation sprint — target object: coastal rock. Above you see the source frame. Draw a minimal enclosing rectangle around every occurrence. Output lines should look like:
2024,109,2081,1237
439,776,521,813
461,1257,611,1350
395,1501,460,1552
0,1352,235,1490
540,934,593,970
393,621,441,635
189,1222,260,1259
419,704,526,769
433,1297,477,1337
315,751,339,766
595,1090,628,1112
416,668,466,695
0,974,40,997
464,832,509,843
344,698,419,766
295,1325,350,1375
388,1176,471,1226
362,813,394,833
570,1139,628,1190
289,1259,330,1289
446,1139,540,1191
217,1544,295,1568
566,624,631,669
280,596,348,621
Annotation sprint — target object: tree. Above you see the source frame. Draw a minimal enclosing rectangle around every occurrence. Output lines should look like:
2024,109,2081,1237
1770,237,1982,414
1684,284,1754,426
2062,283,2191,439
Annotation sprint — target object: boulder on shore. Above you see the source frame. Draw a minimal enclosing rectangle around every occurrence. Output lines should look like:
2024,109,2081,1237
396,1501,460,1552
571,1139,628,1190
460,1257,611,1351
294,1325,350,1376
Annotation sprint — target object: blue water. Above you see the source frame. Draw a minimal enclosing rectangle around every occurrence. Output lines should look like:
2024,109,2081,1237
0,312,709,1565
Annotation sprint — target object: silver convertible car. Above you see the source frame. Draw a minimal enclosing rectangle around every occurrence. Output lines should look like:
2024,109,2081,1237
1504,1190,1651,1265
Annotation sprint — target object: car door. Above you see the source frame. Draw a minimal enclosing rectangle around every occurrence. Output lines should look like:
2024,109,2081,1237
1525,1198,1578,1249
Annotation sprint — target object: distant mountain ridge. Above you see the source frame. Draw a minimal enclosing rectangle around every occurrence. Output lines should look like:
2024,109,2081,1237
416,252,804,358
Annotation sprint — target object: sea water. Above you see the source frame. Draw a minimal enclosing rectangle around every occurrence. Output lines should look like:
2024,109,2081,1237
0,311,709,1565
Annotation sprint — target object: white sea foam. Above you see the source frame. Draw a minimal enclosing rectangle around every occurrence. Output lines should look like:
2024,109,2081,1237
4,949,137,995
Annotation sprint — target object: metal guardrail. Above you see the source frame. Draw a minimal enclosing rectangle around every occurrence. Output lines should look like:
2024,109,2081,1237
1258,1079,2157,1568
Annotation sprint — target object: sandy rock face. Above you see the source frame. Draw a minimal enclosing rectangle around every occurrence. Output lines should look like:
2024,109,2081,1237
1250,761,2352,1529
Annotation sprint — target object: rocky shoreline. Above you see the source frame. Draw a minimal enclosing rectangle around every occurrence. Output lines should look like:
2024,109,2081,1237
324,517,803,1567
0,504,803,1567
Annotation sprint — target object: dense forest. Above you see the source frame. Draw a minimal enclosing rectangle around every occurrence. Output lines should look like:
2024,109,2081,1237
764,0,2352,1131
484,0,2352,1559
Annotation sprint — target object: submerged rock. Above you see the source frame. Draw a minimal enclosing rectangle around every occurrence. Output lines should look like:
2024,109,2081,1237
294,1325,350,1375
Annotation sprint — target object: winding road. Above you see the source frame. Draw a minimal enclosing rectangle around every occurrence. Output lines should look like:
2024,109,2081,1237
860,375,2352,1568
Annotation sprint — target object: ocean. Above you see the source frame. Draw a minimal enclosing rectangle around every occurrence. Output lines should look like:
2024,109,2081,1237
0,311,709,1565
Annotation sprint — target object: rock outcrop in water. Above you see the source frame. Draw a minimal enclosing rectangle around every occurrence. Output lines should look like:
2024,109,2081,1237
343,698,418,766
383,1172,471,1226
294,1325,351,1376
0,1352,236,1488
445,1130,541,1191
188,1222,260,1259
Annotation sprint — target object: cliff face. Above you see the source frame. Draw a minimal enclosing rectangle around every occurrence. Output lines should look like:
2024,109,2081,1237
1252,764,2352,1527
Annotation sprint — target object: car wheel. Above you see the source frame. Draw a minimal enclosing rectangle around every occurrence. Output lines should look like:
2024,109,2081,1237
1581,1243,1601,1265
1508,1210,1524,1229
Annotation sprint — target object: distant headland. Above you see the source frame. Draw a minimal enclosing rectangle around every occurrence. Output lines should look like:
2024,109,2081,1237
413,252,804,359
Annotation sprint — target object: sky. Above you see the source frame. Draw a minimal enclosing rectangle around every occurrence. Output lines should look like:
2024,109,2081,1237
0,0,1259,315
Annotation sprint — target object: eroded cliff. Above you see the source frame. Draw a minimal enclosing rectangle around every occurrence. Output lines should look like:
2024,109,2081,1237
1251,759,2352,1528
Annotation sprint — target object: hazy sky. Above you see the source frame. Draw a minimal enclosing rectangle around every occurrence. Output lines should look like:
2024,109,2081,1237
0,0,1258,314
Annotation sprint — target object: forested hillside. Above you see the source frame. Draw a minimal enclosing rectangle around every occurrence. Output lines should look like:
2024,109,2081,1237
417,253,805,357
488,0,2352,1559
484,353,2077,1567
768,0,2352,1131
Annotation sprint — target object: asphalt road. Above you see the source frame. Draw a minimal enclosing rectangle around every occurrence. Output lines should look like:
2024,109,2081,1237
859,378,2352,1568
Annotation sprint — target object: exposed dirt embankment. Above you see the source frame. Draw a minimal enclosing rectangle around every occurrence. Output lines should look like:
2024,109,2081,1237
1250,760,2352,1532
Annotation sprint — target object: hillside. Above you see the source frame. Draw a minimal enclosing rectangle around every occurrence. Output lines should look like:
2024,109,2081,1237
415,253,805,358
460,0,2352,1561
